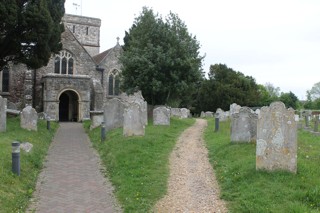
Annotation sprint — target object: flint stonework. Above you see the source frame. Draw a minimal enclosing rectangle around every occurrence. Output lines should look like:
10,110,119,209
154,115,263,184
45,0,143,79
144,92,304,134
153,106,170,125
123,103,145,136
21,106,38,131
256,102,297,173
0,96,7,132
231,107,257,143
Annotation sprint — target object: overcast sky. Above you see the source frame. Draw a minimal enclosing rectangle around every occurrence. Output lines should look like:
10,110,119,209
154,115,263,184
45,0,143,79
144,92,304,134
65,0,320,100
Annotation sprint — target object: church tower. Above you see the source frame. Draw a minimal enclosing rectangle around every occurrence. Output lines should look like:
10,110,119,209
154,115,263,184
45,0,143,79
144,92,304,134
63,14,101,56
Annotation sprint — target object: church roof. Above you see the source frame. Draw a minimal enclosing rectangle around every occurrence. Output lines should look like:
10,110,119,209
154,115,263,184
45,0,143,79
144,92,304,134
92,48,112,65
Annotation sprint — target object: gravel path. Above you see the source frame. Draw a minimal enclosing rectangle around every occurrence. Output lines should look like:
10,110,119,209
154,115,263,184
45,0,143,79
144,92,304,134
154,119,227,213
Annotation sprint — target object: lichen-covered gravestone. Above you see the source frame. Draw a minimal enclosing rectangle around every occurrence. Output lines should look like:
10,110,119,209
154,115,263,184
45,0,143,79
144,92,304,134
123,103,145,136
180,108,189,119
153,106,170,125
170,108,181,117
256,102,297,173
231,107,257,143
20,106,38,131
0,96,7,132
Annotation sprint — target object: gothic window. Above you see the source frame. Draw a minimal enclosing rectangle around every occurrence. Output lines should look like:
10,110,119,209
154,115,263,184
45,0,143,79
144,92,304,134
108,69,120,96
0,67,9,92
86,27,89,35
54,50,74,75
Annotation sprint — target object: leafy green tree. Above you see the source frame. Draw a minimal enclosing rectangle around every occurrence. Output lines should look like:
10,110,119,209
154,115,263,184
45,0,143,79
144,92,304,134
120,7,204,106
196,64,260,112
279,91,299,109
264,82,280,101
0,0,65,70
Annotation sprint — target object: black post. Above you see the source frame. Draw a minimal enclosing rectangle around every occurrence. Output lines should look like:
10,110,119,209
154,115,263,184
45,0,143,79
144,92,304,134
47,120,50,130
215,117,220,132
101,122,106,142
12,141,20,176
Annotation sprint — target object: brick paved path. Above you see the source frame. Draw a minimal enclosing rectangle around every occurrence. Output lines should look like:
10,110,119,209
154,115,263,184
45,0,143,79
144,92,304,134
27,123,121,213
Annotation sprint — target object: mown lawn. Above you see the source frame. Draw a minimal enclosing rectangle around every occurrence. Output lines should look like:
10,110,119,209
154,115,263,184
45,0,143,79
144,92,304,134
0,117,58,213
205,119,320,213
85,117,195,213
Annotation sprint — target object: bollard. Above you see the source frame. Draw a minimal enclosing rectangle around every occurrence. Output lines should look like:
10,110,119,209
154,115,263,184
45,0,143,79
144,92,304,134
12,141,20,176
101,122,106,142
47,120,51,130
215,117,219,132
314,115,319,132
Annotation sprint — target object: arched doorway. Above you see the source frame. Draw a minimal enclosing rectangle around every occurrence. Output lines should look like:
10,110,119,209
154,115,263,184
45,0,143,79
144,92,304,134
59,90,79,122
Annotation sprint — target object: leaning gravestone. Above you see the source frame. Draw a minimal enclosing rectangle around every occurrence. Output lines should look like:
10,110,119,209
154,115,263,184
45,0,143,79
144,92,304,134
0,96,7,132
153,106,170,125
231,107,257,143
256,102,297,173
21,106,38,131
104,98,125,131
123,103,145,136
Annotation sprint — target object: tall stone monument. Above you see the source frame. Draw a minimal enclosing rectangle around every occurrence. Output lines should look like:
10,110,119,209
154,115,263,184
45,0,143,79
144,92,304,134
256,102,297,173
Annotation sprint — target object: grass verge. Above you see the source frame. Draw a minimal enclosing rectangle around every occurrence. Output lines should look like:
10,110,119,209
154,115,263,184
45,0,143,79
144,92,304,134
205,119,320,213
84,117,195,212
0,117,58,213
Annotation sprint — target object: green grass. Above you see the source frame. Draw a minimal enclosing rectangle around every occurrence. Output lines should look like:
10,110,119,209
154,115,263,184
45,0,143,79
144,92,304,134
0,117,58,213
205,119,320,213
84,118,195,213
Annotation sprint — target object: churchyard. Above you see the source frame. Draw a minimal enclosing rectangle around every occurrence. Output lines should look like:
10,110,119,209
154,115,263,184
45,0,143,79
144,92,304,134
0,96,319,212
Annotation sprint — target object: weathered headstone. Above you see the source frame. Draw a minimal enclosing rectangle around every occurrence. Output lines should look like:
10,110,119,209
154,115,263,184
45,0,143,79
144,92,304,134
200,111,205,118
231,107,257,143
180,108,189,119
170,108,181,117
216,108,227,121
256,102,297,173
123,103,145,136
314,115,319,132
104,98,125,131
153,106,170,125
230,103,241,115
120,91,148,125
90,111,104,129
0,96,7,132
20,106,38,131
205,111,214,118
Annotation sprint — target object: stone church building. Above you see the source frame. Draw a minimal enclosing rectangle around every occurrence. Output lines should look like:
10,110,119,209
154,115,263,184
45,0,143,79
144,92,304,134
0,14,122,122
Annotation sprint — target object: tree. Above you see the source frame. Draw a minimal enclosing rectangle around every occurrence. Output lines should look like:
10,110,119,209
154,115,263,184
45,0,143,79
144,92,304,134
279,91,299,109
196,64,260,112
0,0,65,70
120,7,204,106
264,82,280,101
309,82,320,100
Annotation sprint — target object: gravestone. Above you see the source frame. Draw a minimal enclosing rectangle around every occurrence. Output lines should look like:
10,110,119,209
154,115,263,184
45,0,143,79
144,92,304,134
104,98,125,131
200,111,205,118
256,102,297,173
231,107,257,143
205,111,214,118
21,106,38,131
0,96,7,132
121,91,148,125
230,103,241,115
216,108,227,121
153,106,170,125
180,108,189,119
123,103,145,136
171,108,181,117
